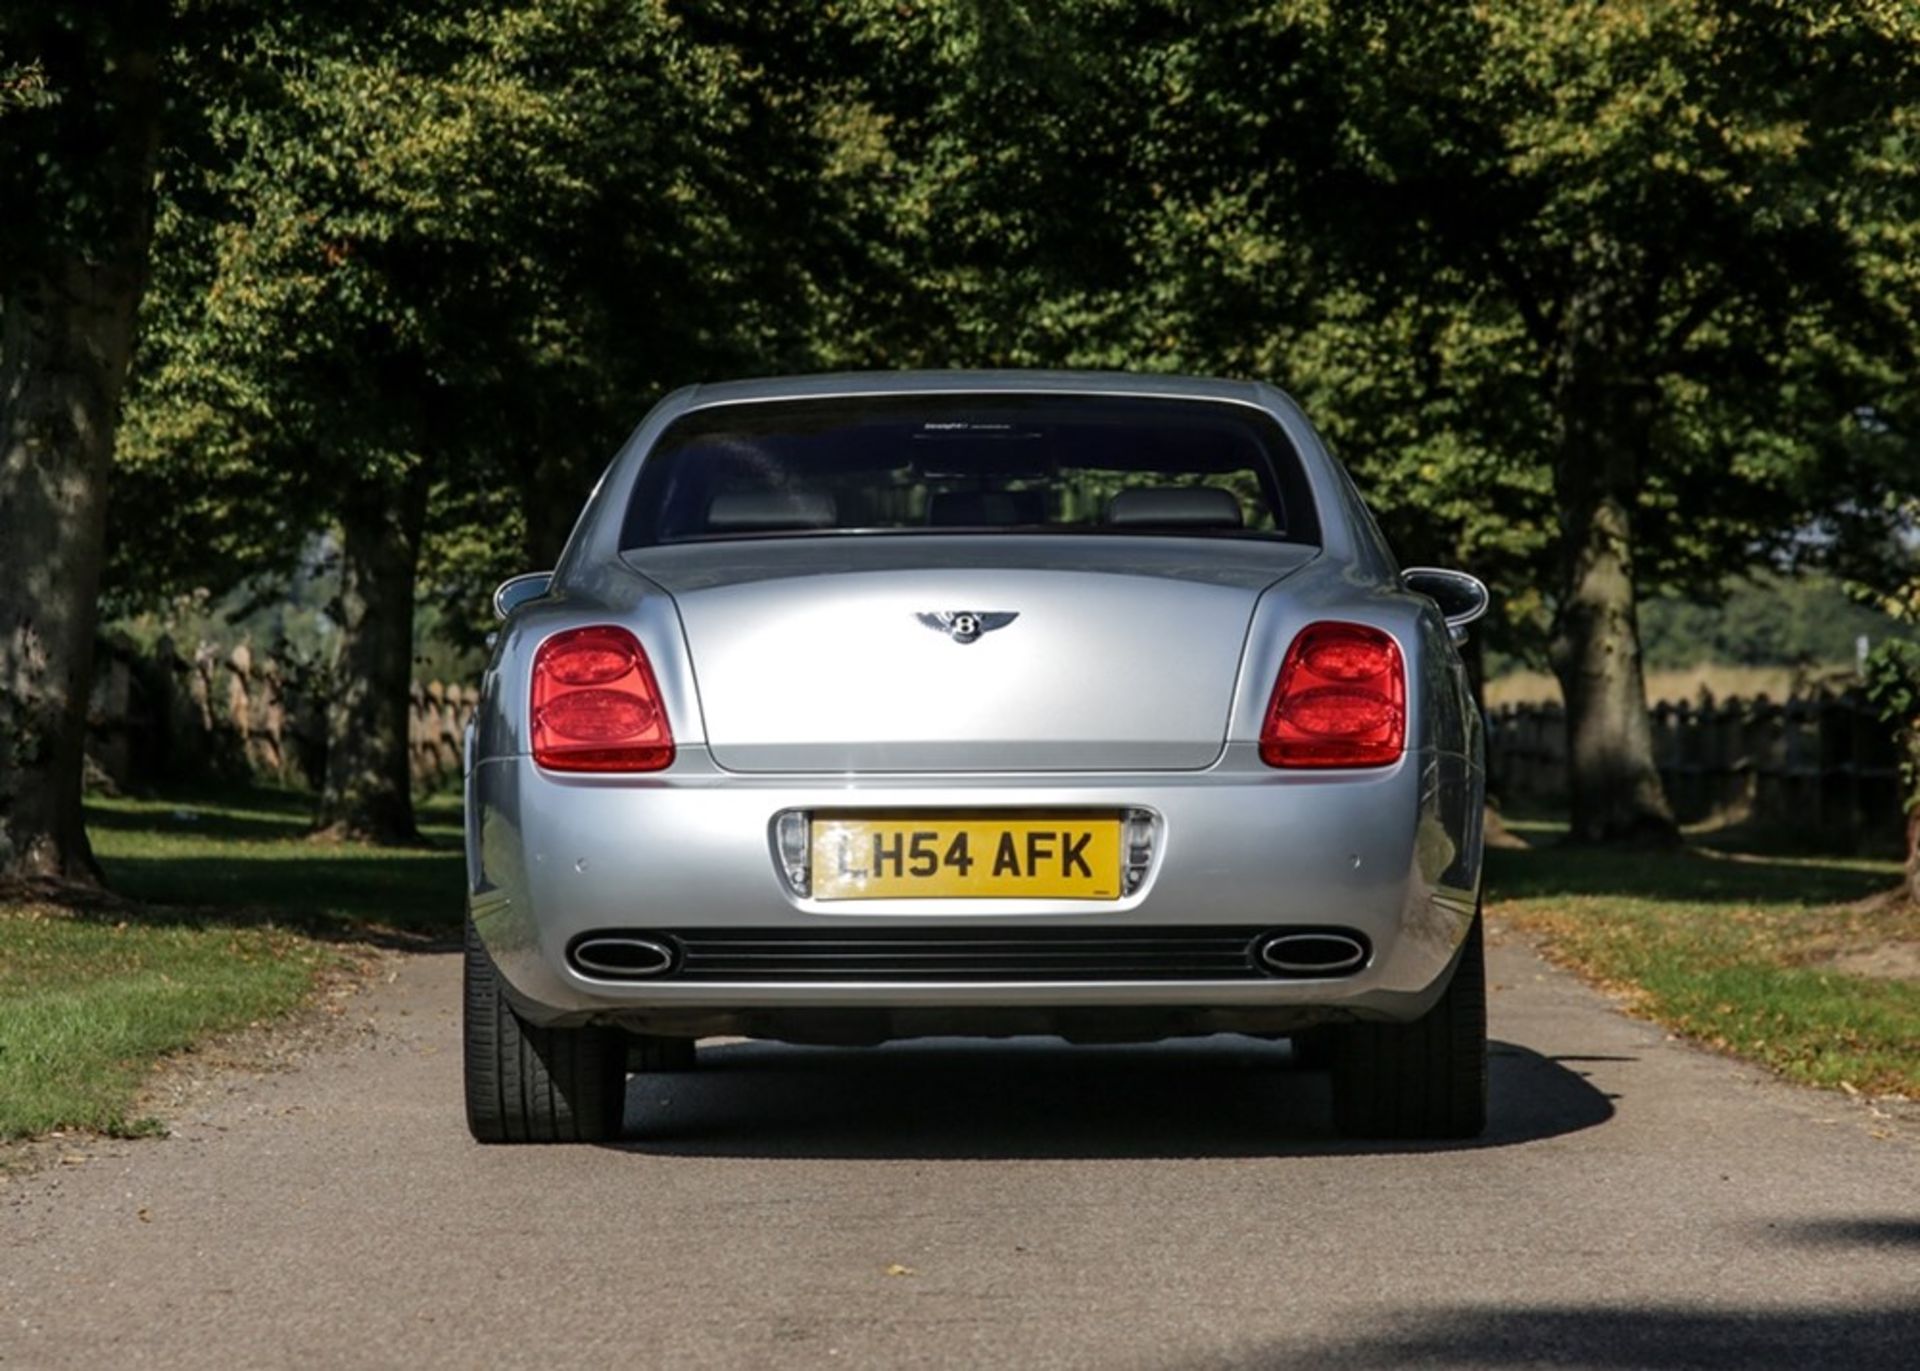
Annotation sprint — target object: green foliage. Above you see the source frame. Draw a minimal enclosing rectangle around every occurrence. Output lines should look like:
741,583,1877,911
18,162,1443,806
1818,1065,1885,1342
1864,640,1920,821
818,1,1920,665
1637,573,1918,673
113,0,862,648
0,2,168,269
1281,1,1917,640
102,0,1920,683
0,56,54,113
1856,530,1920,828
1865,640,1920,733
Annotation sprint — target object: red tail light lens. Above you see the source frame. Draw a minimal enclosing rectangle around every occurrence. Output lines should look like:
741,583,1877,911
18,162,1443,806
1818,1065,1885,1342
531,626,674,772
1260,622,1406,768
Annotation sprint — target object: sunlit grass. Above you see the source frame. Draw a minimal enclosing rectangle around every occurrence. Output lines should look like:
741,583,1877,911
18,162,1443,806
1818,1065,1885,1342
1487,833,1918,1098
0,905,326,1138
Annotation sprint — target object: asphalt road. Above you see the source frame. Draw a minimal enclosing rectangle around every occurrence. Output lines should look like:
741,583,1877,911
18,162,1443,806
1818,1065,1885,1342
4,922,1915,1370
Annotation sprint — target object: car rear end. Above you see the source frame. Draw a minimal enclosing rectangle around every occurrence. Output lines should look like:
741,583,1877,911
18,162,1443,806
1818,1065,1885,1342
463,375,1486,1144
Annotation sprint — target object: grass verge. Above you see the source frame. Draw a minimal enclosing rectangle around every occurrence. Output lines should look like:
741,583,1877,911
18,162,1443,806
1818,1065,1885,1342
0,786,463,1140
1487,822,1919,1099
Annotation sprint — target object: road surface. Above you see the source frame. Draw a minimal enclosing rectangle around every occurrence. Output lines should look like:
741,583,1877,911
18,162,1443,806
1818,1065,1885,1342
3,922,1914,1368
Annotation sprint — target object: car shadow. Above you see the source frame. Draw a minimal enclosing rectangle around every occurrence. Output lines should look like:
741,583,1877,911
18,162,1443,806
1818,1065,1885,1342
1766,1217,1920,1250
604,1034,1613,1160
1199,1207,1920,1368
1231,1301,1920,1369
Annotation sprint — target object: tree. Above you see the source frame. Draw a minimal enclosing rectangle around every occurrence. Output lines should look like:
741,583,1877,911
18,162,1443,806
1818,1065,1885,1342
836,1,1920,842
1863,585,1920,905
1275,0,1920,840
0,4,167,883
114,0,856,837
118,2,525,842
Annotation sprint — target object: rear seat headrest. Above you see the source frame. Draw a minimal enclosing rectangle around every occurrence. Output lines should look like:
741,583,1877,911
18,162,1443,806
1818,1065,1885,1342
706,490,837,532
1105,486,1243,529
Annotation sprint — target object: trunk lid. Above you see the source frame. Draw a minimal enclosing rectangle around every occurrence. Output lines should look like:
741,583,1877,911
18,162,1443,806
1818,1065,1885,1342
630,538,1315,772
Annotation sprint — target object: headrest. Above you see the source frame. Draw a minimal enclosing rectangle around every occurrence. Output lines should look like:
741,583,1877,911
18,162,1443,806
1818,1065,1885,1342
1105,486,1243,529
705,490,837,532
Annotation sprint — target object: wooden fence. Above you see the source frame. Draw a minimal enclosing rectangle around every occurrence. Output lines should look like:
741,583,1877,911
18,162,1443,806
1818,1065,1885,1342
89,637,1906,850
87,636,477,793
1487,690,1904,847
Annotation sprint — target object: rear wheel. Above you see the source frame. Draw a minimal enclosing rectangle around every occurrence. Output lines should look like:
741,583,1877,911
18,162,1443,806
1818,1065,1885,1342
1330,914,1487,1139
464,919,628,1144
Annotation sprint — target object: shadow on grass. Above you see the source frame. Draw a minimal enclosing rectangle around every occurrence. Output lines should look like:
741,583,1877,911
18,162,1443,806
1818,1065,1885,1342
85,786,463,845
83,803,312,844
74,783,467,949
1486,842,1896,908
1690,815,1908,863
606,1034,1612,1161
91,852,464,946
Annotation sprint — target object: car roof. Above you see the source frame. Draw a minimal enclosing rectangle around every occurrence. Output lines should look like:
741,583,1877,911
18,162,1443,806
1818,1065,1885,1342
673,369,1271,409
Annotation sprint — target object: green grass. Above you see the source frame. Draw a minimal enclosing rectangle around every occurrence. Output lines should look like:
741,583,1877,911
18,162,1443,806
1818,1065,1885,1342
1487,825,1919,1099
0,904,329,1138
0,785,464,1140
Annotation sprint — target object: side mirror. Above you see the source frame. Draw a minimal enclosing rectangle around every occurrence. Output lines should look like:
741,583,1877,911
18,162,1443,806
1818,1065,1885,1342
1402,567,1490,640
492,571,553,621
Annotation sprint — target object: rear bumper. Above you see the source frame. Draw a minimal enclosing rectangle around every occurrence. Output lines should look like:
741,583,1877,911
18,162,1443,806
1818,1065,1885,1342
466,744,1479,1029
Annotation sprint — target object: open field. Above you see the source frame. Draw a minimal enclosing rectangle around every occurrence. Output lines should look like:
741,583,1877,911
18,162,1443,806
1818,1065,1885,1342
1487,820,1917,1098
0,788,462,1139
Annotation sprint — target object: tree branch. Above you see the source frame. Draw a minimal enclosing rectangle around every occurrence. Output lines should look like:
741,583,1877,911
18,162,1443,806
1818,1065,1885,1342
1485,242,1558,353
1659,285,1729,371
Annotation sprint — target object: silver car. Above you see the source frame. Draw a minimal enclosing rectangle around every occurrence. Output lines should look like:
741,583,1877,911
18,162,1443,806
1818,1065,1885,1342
463,371,1490,1144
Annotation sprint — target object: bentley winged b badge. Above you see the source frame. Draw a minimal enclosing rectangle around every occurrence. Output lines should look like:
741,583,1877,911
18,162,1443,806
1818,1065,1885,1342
915,610,1019,644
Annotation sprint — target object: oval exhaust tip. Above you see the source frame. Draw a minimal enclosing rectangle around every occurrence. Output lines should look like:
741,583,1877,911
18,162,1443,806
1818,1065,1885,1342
571,936,676,979
1257,932,1368,977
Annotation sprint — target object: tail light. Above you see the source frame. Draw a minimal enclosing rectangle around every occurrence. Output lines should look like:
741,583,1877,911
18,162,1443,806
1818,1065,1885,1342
530,625,674,772
1260,622,1405,768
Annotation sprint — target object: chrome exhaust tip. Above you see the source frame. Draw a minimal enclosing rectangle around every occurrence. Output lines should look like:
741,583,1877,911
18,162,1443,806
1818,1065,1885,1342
1256,931,1368,977
570,935,677,980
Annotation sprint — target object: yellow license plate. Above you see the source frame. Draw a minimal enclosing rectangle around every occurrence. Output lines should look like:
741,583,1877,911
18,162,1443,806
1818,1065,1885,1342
810,813,1122,901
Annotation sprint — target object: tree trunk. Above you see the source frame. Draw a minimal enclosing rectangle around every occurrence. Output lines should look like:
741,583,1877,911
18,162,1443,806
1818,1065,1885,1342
0,34,163,886
1546,254,1678,845
315,470,428,845
1906,806,1919,907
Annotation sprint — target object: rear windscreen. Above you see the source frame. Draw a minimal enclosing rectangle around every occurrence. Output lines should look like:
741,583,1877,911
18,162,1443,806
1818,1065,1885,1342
619,394,1320,548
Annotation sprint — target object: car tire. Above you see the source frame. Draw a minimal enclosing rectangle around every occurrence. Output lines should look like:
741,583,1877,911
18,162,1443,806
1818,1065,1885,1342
464,919,628,1144
630,1036,698,1072
1330,913,1487,1140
